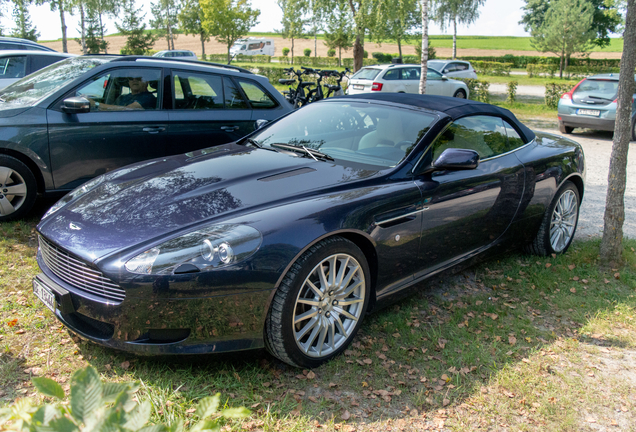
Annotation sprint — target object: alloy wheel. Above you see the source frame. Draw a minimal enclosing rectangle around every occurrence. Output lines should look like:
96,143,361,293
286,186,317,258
0,166,28,217
292,253,366,358
549,189,578,252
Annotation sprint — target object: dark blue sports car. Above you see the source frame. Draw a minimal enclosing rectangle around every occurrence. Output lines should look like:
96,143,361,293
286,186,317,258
34,94,585,368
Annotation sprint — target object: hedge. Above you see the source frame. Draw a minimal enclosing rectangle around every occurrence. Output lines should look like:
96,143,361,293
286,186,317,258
456,78,490,102
456,54,622,69
527,63,620,78
471,61,512,76
545,82,572,108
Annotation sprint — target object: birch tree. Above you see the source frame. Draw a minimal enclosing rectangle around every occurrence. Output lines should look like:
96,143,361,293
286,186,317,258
419,0,428,94
600,0,635,264
36,0,72,52
433,0,484,59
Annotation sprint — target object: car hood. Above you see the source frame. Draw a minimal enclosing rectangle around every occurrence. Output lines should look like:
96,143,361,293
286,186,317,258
37,143,380,262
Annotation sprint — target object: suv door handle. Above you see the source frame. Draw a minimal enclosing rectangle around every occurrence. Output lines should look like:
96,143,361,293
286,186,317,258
142,127,166,134
221,125,239,131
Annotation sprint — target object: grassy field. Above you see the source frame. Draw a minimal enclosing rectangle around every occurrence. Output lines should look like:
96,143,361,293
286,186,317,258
1,206,635,431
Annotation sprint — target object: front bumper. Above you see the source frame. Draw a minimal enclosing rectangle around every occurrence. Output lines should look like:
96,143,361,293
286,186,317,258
35,252,270,355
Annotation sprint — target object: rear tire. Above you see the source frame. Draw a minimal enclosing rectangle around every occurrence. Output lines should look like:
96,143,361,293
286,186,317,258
265,237,370,368
0,155,37,222
525,181,580,256
559,122,574,134
453,89,467,99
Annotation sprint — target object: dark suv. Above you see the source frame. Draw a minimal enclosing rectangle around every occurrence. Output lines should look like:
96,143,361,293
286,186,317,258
0,56,291,221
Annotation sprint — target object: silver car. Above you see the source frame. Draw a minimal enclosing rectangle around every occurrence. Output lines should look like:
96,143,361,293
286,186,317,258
346,64,469,99
428,60,478,79
557,74,636,139
0,50,74,89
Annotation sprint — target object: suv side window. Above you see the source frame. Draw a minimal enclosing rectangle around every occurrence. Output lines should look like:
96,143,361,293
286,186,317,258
173,71,223,110
73,68,161,111
430,115,511,161
0,56,27,78
223,77,248,109
237,79,278,109
383,69,400,80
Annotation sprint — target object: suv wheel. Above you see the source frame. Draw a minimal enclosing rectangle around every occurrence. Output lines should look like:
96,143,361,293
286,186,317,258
0,155,37,222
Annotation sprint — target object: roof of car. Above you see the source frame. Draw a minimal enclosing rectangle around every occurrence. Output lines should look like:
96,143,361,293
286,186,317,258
337,93,536,142
587,74,621,80
0,50,74,57
0,37,56,51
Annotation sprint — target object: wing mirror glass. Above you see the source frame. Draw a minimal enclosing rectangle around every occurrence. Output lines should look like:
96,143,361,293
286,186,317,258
62,96,90,114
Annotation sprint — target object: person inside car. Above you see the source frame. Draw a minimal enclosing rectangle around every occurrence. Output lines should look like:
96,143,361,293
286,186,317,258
88,74,157,111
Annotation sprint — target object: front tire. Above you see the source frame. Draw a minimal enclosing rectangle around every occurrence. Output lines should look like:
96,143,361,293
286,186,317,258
559,122,574,134
453,89,467,99
265,237,370,368
526,181,580,256
0,155,37,222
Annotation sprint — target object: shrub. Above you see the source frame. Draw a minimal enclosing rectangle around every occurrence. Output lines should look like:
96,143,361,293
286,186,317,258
507,81,518,104
327,49,335,57
363,50,368,58
456,78,490,102
0,366,250,432
545,82,572,108
282,47,290,56
414,45,437,61
471,61,512,76
303,48,311,57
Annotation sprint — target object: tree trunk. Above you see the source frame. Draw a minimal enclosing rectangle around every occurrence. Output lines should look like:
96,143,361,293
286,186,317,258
314,30,317,57
353,34,363,71
79,1,87,55
59,2,67,53
419,0,429,94
98,11,107,53
291,37,294,64
227,45,231,64
338,46,341,67
600,0,636,264
398,38,402,61
452,15,457,60
200,33,206,59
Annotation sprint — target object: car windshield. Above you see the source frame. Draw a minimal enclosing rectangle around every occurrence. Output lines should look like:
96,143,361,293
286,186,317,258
352,68,382,80
428,61,444,70
249,102,436,168
0,56,112,107
573,78,619,101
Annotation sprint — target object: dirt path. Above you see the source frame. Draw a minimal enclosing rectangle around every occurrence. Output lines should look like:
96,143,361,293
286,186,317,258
39,35,622,60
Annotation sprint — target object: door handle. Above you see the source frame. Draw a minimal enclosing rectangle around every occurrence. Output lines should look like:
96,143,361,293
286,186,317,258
220,125,239,132
142,127,166,134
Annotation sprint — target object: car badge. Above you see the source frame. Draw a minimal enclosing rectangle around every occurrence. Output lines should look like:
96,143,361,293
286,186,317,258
69,223,82,231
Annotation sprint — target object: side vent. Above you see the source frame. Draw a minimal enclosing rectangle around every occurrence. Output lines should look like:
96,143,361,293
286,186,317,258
258,167,317,182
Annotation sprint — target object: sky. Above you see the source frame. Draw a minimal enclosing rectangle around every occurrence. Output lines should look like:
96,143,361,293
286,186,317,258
5,0,530,42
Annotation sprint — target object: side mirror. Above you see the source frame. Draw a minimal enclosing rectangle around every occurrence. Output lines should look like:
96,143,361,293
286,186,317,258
432,148,479,171
254,119,269,130
62,97,90,114
441,75,449,81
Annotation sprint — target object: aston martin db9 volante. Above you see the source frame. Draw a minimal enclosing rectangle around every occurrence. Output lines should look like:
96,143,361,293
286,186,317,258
34,94,585,368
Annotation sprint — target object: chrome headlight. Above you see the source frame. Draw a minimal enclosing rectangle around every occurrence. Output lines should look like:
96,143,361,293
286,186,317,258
125,224,262,275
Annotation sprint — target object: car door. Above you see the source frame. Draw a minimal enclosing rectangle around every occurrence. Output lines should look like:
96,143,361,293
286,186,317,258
0,55,27,88
46,67,168,190
381,68,401,92
413,115,526,276
424,69,446,95
167,70,254,155
401,67,421,93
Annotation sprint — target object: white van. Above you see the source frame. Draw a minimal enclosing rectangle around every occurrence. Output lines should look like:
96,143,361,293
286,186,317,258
230,38,275,57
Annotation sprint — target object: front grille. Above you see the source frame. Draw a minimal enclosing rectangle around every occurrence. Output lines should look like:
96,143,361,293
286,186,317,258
39,235,125,303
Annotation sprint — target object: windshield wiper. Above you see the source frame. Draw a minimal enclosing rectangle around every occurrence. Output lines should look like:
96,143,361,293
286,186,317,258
587,95,614,102
241,137,262,148
270,143,334,161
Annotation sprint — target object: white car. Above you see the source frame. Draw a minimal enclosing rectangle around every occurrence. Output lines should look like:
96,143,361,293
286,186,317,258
428,60,478,79
346,64,469,99
0,50,74,89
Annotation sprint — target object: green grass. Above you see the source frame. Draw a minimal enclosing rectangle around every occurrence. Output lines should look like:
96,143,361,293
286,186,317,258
2,207,636,431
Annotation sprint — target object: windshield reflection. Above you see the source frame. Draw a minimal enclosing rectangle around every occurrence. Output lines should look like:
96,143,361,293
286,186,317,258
250,102,434,168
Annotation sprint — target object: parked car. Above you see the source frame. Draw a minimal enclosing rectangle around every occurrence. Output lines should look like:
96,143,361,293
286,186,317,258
0,36,56,52
0,50,74,88
427,60,478,79
34,93,585,368
0,55,292,221
346,64,469,98
153,50,197,59
557,73,636,139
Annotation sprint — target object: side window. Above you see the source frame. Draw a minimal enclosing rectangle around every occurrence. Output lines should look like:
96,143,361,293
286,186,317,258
30,55,64,72
401,67,420,80
172,71,223,110
0,56,27,78
237,79,277,109
74,68,161,111
426,69,442,81
223,77,248,109
455,63,469,71
443,63,456,73
430,115,511,161
383,69,400,80
504,120,526,149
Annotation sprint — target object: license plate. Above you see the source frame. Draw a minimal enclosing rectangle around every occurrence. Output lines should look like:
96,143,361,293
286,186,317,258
353,85,364,90
577,109,601,116
33,278,56,313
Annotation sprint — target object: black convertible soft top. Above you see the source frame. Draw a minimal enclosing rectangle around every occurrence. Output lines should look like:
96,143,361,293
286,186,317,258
337,93,536,143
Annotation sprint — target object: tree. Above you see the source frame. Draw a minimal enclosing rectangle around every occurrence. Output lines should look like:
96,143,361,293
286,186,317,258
179,0,210,59
323,2,353,66
72,0,88,54
78,5,107,53
520,0,622,49
600,0,635,264
151,0,180,50
36,0,72,52
201,0,260,64
419,0,428,94
11,0,40,41
277,0,308,63
117,0,157,55
308,0,323,57
371,0,419,60
85,0,118,53
530,0,595,78
433,0,484,59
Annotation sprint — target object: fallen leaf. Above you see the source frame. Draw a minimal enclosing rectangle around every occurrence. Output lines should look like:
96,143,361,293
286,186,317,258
363,358,372,365
443,398,450,406
568,264,575,270
329,382,338,388
361,381,368,387
15,329,25,334
6,318,17,328
475,301,483,306
308,396,319,403
570,287,576,293
586,417,596,423
545,263,552,268
573,276,580,281
262,382,271,387
611,419,619,426
508,336,517,345
392,333,401,338
120,361,130,370
306,371,316,380
186,408,196,413
341,410,350,420
614,272,620,280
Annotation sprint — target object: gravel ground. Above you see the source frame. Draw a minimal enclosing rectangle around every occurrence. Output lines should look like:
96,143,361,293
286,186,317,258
532,127,636,241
